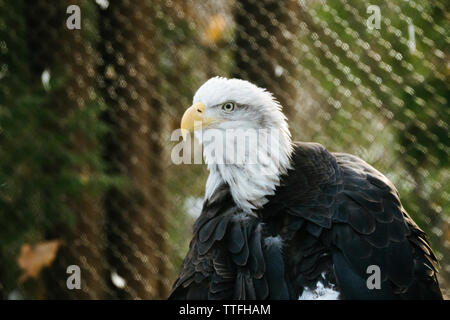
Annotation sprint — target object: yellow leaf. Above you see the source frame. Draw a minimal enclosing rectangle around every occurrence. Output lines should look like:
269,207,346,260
203,15,227,46
17,240,63,283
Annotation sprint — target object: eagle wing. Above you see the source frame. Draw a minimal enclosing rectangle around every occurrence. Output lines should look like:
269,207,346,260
330,152,442,299
267,142,442,299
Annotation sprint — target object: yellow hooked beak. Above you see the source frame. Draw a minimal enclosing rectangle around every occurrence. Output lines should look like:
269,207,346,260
180,102,217,140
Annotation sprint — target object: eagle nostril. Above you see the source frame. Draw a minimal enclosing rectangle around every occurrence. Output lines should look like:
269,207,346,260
197,108,202,113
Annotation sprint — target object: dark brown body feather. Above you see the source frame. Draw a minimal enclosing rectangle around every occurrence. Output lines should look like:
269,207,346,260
169,142,442,300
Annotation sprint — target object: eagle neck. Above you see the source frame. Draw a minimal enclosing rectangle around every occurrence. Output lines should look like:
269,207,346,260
203,127,293,214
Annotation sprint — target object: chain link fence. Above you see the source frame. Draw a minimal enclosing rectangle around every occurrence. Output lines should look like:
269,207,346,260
0,0,448,299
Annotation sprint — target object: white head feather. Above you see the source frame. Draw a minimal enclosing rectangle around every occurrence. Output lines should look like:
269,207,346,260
193,77,293,213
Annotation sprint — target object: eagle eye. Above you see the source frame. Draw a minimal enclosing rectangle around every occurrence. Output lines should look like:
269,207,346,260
221,102,235,113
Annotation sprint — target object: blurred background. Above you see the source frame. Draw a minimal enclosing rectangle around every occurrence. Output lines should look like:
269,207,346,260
0,0,448,299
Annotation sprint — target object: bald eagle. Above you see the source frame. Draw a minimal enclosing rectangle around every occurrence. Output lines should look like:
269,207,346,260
169,77,443,300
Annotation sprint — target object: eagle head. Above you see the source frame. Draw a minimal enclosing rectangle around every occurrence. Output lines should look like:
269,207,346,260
180,77,293,213
181,76,290,138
